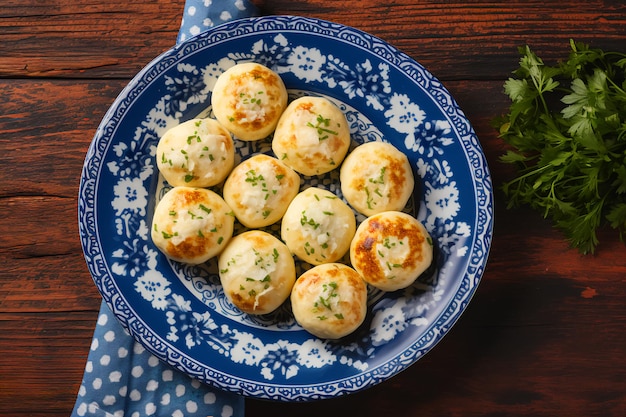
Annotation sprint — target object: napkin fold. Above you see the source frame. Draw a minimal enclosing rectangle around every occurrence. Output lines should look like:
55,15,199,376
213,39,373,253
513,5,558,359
177,0,259,44
71,301,243,417
72,1,258,416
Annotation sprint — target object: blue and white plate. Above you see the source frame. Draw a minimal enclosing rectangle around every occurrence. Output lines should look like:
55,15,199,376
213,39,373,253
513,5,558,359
78,15,493,401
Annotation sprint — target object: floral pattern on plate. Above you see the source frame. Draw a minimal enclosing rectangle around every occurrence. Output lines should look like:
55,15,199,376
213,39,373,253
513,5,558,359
79,15,493,401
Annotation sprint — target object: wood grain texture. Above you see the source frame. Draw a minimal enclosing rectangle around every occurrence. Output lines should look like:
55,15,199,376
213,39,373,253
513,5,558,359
1,0,625,416
1,0,625,79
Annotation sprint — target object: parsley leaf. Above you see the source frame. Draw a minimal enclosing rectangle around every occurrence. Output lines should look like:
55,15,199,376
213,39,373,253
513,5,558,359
495,40,626,254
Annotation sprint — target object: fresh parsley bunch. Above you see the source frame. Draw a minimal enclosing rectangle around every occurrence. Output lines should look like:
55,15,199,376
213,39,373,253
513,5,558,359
496,40,626,254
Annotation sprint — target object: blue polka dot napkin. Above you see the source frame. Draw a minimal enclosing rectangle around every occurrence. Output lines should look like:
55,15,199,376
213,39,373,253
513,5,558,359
177,0,259,44
71,301,242,417
72,1,258,416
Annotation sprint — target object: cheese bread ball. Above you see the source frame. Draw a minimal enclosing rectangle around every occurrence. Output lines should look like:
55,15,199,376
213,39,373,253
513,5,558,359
151,186,234,264
350,211,433,292
211,62,288,141
218,230,296,315
222,154,300,228
340,141,415,216
156,118,234,187
272,96,351,176
290,263,367,339
281,187,356,265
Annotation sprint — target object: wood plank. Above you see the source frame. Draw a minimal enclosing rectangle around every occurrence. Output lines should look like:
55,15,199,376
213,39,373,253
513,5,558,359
248,197,626,417
0,79,125,197
0,0,183,78
0,312,98,415
248,244,626,416
1,1,625,80
1,1,625,416
0,253,100,312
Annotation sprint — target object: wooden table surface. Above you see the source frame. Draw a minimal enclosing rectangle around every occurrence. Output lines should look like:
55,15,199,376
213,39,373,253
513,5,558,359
1,1,625,416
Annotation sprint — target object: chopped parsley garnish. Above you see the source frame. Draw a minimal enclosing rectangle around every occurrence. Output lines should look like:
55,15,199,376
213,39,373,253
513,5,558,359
300,211,321,229
314,281,340,317
306,114,339,141
161,231,178,239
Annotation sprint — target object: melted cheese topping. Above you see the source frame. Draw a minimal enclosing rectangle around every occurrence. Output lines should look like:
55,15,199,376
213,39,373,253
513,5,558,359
168,206,216,247
211,62,288,141
218,230,295,315
223,154,300,228
340,141,415,216
151,186,234,264
281,187,356,265
350,211,433,291
374,235,411,279
156,118,234,188
231,80,269,124
272,96,351,176
290,263,367,339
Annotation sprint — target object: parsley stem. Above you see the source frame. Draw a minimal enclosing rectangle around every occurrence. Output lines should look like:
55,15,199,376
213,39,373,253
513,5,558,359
505,163,552,185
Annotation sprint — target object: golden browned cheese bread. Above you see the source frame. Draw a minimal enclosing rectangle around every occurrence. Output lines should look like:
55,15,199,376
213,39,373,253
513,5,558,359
156,118,234,187
340,141,415,216
218,230,296,315
281,187,356,265
222,154,300,228
350,211,433,291
151,186,234,264
290,263,367,339
211,62,288,141
272,96,351,176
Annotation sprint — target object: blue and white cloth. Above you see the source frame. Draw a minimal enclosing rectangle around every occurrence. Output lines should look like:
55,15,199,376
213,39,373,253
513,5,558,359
72,1,258,416
71,301,242,417
177,0,258,44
